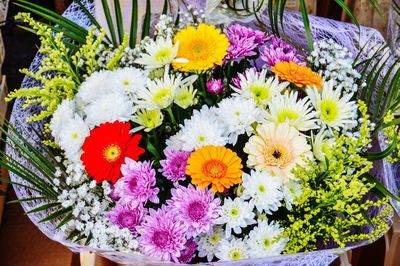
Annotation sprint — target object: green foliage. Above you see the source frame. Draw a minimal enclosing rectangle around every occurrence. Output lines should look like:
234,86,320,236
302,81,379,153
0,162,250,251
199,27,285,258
284,101,391,253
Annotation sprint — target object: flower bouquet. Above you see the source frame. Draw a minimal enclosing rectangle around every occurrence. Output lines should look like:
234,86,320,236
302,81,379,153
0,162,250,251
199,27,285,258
3,0,400,265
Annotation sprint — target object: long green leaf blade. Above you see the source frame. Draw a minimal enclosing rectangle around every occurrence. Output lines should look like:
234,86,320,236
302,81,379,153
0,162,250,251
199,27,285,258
130,0,138,48
114,0,124,44
141,0,151,39
101,0,117,45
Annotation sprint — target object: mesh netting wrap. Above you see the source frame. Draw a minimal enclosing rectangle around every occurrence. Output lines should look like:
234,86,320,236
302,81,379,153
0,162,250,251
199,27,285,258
6,1,397,265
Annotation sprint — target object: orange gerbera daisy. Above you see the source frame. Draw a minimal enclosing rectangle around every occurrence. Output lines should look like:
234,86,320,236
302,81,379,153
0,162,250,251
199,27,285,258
186,146,243,193
272,61,322,89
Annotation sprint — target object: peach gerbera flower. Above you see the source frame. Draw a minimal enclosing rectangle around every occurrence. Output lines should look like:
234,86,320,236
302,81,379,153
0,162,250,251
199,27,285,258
244,122,312,182
173,24,230,72
272,61,322,89
186,146,243,193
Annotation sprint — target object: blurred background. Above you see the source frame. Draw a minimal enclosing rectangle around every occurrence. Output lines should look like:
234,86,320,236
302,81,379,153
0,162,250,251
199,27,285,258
0,0,395,265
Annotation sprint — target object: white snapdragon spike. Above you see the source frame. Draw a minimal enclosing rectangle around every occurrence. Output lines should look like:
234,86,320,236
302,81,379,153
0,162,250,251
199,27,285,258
282,181,303,210
131,109,164,132
137,72,183,110
57,115,89,162
232,68,289,106
215,197,256,238
312,130,335,162
266,91,319,132
112,67,148,96
166,106,228,151
50,99,76,138
307,80,357,131
84,92,136,128
216,96,263,145
248,221,288,258
215,237,250,261
241,170,283,214
197,226,225,262
135,37,179,69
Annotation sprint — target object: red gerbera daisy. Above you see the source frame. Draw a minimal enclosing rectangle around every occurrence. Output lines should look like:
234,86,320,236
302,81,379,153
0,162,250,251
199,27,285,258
81,121,145,184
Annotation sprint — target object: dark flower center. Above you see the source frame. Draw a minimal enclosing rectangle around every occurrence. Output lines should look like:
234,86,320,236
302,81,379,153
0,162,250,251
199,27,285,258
152,230,170,249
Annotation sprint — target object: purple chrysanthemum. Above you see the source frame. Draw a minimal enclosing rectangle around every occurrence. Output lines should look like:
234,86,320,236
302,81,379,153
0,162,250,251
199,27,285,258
177,239,197,263
114,158,159,205
225,24,268,60
107,202,146,235
261,35,305,67
137,207,188,262
168,185,221,238
206,79,224,94
159,150,191,183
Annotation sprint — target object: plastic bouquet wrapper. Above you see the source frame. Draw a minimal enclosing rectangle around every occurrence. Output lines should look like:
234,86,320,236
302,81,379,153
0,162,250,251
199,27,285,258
3,1,400,265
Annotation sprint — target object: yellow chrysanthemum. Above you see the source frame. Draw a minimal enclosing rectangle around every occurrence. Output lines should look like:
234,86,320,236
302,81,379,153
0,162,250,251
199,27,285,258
272,61,323,89
173,24,230,72
186,146,243,193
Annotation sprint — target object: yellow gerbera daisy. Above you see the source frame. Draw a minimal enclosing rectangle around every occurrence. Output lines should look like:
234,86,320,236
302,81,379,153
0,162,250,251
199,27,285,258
186,146,243,193
272,61,322,89
173,24,230,72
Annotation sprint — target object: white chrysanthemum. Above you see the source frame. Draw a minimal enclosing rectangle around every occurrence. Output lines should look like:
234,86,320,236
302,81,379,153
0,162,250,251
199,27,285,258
166,106,228,151
50,99,76,138
312,130,335,162
232,68,289,106
135,37,178,69
131,109,164,132
197,226,225,262
112,67,147,96
244,122,312,182
76,70,113,104
216,97,263,145
84,93,136,128
282,181,302,210
307,80,357,130
174,84,197,109
215,237,250,261
137,72,182,109
215,197,256,238
57,115,89,162
248,221,288,258
266,91,318,132
241,170,283,214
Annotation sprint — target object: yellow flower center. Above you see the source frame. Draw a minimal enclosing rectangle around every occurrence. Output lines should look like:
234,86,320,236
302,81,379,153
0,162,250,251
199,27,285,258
209,233,220,245
263,144,292,168
202,159,227,179
72,133,79,139
230,251,242,260
103,144,122,162
320,99,339,122
250,85,270,104
258,185,266,193
230,207,240,217
152,88,172,106
263,238,272,247
155,48,173,62
277,109,299,123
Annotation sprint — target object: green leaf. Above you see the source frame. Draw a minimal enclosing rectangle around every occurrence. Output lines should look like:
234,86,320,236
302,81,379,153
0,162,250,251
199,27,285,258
334,0,360,28
141,0,151,39
7,196,49,204
39,207,72,223
364,137,398,161
26,202,60,214
362,173,400,201
130,0,138,48
162,0,168,15
101,0,117,45
114,0,124,44
299,0,313,51
56,212,74,229
146,140,161,160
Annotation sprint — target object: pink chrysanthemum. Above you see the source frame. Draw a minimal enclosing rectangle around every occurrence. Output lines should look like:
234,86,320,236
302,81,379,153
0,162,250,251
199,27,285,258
177,239,197,263
159,150,191,183
137,207,188,262
107,202,146,235
206,79,224,94
114,158,159,205
225,24,268,60
168,185,221,238
261,35,305,67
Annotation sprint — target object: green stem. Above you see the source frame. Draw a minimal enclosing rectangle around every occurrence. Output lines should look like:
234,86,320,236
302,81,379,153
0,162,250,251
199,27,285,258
199,74,207,97
166,106,177,125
